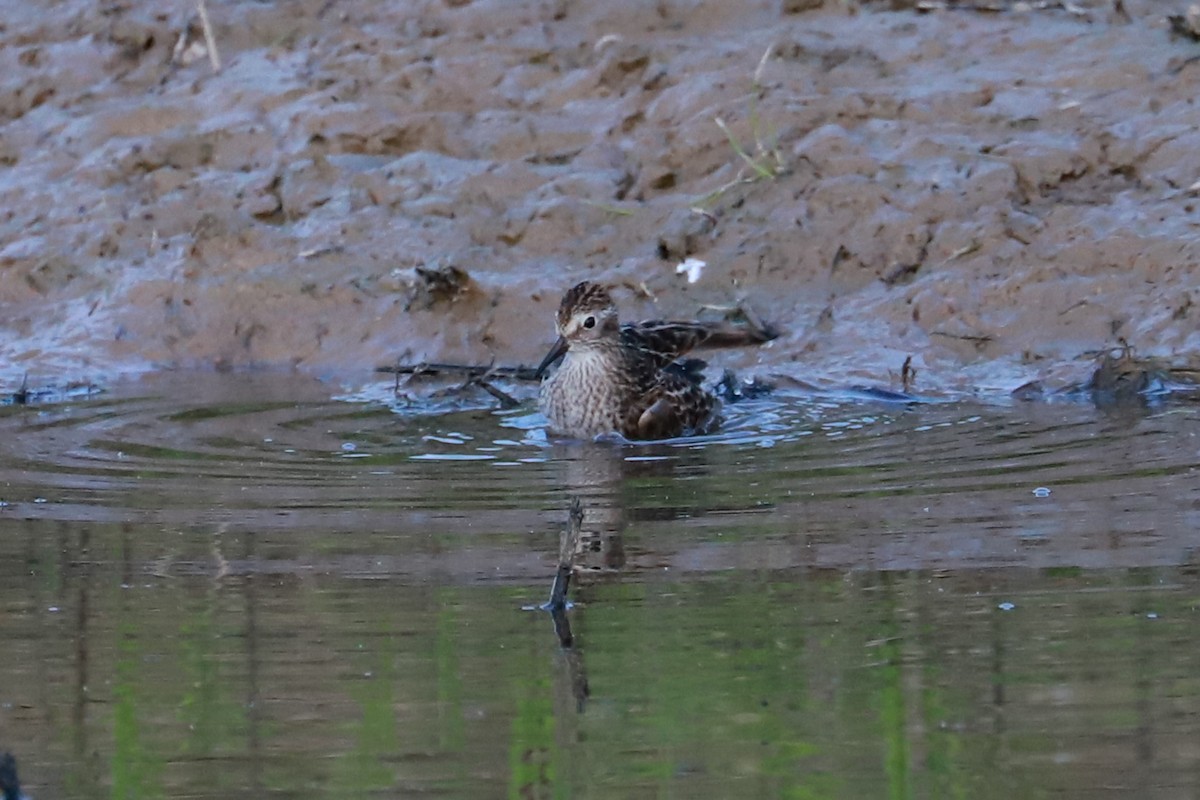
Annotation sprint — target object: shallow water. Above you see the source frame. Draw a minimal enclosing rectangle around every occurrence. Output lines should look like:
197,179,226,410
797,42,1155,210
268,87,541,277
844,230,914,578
1,373,1199,798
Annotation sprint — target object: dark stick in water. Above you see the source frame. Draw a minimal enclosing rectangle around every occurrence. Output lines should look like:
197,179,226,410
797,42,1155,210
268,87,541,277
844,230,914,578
545,497,584,613
376,362,543,382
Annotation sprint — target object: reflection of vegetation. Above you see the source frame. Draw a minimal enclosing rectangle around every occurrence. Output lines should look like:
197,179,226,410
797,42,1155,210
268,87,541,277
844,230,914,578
337,638,399,792
4,514,1200,798
921,658,968,800
579,580,839,797
508,676,556,799
113,623,164,800
877,577,910,800
178,600,244,762
167,402,309,422
435,592,466,752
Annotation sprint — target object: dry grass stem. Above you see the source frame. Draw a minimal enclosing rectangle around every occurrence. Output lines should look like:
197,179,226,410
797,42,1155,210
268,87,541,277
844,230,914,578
197,0,221,72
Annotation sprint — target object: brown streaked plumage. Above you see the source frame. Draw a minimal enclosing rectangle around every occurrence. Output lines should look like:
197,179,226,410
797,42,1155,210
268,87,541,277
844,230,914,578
536,281,777,440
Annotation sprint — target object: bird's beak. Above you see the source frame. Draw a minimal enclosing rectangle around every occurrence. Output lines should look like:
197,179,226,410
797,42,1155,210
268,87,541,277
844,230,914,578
534,336,569,379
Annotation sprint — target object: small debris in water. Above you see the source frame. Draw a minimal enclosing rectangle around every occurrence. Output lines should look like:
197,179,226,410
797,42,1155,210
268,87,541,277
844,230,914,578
715,369,775,402
1146,612,1159,619
998,602,1016,611
1032,487,1051,497
341,442,357,451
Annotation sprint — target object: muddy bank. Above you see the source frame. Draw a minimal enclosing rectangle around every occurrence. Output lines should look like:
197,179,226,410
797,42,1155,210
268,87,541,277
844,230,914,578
0,0,1198,397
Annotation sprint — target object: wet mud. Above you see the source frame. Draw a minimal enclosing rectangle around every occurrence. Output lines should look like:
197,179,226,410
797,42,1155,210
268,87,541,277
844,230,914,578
1,0,1199,398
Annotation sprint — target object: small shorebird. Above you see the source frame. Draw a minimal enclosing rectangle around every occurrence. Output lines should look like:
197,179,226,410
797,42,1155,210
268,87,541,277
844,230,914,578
536,281,777,440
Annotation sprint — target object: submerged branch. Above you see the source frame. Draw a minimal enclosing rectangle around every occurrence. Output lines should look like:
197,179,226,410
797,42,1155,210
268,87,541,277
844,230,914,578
376,362,543,382
546,497,584,613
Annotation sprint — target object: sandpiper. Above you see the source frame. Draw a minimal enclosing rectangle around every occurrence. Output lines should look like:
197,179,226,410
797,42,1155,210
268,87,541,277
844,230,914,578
535,281,777,440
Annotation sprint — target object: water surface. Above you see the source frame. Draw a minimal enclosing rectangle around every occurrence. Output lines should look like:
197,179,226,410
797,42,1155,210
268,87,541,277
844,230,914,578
1,373,1198,798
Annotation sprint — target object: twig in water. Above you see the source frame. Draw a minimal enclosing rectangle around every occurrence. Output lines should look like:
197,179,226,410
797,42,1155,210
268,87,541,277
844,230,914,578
377,362,543,382
471,377,520,409
546,497,584,612
901,355,916,393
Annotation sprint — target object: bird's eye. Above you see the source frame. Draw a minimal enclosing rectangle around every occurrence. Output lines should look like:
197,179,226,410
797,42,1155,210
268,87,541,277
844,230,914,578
583,316,596,329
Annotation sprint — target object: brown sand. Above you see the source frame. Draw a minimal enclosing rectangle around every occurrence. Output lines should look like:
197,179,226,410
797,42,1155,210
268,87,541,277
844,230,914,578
1,0,1198,396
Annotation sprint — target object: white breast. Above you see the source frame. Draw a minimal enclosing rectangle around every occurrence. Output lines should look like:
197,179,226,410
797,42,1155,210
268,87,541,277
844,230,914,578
538,348,622,438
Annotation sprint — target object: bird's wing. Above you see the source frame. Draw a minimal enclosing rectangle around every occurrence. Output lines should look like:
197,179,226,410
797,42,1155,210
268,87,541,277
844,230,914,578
621,320,777,369
622,367,719,440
